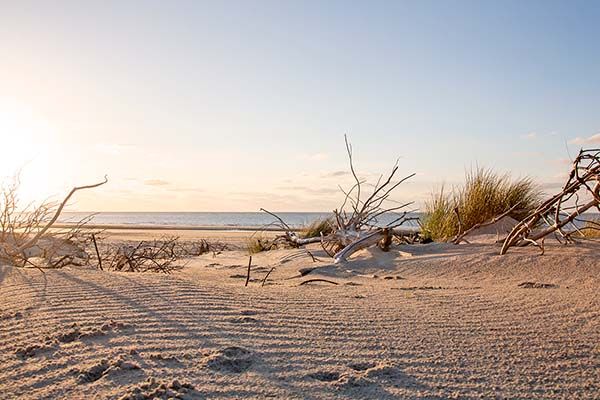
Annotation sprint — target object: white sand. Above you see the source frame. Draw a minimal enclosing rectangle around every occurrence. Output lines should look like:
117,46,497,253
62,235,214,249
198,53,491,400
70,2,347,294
1,234,599,399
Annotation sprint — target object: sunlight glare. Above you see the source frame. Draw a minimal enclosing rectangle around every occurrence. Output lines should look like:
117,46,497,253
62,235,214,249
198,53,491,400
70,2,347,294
0,100,54,202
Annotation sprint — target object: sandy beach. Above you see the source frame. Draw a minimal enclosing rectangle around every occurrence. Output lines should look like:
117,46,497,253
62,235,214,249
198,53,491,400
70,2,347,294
4,2,600,398
1,229,598,399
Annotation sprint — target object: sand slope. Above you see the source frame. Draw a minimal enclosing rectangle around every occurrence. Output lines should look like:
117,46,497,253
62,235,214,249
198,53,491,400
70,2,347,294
1,241,599,399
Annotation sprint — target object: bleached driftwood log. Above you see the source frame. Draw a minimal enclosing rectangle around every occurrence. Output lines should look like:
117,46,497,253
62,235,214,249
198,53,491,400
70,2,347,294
333,230,385,263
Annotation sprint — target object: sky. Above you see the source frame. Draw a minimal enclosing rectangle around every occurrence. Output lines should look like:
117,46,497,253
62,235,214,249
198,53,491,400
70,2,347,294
1,0,599,212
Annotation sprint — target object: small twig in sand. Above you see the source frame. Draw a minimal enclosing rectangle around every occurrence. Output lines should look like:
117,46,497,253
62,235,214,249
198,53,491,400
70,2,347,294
261,267,275,287
523,237,545,255
91,233,102,271
298,278,339,286
245,256,252,287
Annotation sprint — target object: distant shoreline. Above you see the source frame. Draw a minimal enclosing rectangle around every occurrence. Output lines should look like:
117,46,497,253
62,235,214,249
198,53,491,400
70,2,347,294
53,223,288,232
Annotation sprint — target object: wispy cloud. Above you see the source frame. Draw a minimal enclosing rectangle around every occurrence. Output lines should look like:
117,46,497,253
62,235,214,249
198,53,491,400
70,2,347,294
144,179,170,186
169,186,204,193
521,132,537,140
276,185,339,195
569,133,600,145
321,170,349,178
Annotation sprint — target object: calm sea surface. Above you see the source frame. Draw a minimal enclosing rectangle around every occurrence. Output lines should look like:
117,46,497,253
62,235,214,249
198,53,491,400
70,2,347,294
60,212,422,229
60,211,598,230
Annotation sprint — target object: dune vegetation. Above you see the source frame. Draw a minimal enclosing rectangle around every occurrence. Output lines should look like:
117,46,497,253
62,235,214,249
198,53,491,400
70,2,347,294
300,217,335,239
579,219,600,238
421,168,541,241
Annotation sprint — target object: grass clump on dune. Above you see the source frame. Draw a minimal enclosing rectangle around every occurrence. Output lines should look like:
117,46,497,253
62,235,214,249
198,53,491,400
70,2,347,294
300,217,334,239
579,219,600,238
421,168,541,241
246,236,273,254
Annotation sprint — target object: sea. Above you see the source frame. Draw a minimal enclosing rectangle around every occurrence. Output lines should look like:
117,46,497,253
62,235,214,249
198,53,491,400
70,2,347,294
59,212,422,229
59,211,598,231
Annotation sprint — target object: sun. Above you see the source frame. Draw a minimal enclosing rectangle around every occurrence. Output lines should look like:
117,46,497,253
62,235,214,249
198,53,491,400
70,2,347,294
0,99,54,201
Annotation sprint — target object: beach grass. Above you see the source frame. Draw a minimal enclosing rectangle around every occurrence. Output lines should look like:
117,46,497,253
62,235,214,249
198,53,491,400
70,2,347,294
300,217,334,239
421,168,541,241
246,236,272,253
579,219,600,238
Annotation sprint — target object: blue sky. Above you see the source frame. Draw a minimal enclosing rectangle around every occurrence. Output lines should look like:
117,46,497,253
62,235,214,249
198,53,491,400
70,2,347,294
1,1,599,211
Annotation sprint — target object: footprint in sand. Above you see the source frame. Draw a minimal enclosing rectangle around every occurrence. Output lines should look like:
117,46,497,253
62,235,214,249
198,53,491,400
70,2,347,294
348,361,376,371
57,320,130,344
308,370,373,387
307,371,341,382
147,352,181,363
201,346,254,373
118,377,197,400
14,342,55,358
16,321,131,359
308,362,401,388
75,356,140,383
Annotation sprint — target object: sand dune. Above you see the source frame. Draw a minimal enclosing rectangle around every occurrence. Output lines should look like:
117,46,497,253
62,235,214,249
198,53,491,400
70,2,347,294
1,238,599,399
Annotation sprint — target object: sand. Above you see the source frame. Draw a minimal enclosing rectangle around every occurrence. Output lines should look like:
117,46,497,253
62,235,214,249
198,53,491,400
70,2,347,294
1,229,599,399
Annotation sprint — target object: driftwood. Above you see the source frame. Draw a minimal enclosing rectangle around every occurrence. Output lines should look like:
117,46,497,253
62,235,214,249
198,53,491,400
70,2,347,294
18,176,108,253
0,176,108,268
452,202,521,245
333,230,386,263
298,278,339,286
261,267,275,286
258,136,417,263
501,148,600,254
91,233,103,270
94,236,225,273
245,256,252,286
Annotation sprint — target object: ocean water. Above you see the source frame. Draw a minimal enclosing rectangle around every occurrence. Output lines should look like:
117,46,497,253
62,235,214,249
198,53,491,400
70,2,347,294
59,211,599,230
59,212,421,229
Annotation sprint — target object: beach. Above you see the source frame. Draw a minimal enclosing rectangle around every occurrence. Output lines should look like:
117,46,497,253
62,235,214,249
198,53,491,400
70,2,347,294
4,2,600,399
1,228,598,399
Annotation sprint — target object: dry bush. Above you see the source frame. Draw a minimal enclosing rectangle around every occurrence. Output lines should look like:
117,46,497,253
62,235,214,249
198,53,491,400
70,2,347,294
502,148,600,254
0,174,223,273
422,169,541,241
93,236,228,273
0,175,107,268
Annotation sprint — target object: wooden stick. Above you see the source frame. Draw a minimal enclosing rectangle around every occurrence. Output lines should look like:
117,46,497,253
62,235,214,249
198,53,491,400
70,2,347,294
91,233,103,271
245,256,252,287
298,278,339,286
261,267,275,287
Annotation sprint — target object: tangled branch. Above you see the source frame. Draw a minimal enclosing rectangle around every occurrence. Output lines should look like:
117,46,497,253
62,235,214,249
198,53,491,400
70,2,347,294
0,175,108,268
257,135,417,263
501,148,600,254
